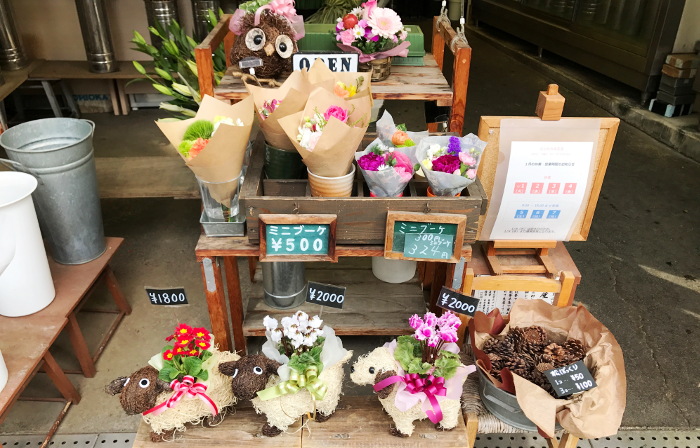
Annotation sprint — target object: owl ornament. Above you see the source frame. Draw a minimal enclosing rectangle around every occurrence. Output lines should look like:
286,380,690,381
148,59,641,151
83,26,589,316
229,0,304,85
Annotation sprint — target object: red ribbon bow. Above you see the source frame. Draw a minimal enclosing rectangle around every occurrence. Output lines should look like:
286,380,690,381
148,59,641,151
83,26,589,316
374,373,447,424
143,375,219,417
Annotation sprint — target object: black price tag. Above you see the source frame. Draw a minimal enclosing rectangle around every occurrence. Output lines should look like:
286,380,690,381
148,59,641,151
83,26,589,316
437,286,479,317
306,281,345,309
145,287,189,306
544,360,597,397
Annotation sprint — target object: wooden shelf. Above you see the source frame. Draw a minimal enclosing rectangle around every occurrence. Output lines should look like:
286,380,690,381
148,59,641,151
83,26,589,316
242,259,427,337
133,395,467,447
214,55,453,106
0,60,41,102
29,60,154,80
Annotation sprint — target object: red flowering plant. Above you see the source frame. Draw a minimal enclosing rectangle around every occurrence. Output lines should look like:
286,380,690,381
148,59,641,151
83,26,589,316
355,139,414,197
415,134,487,196
158,324,214,382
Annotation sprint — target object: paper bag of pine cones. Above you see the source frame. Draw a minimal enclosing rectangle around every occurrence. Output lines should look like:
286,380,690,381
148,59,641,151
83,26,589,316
469,299,626,439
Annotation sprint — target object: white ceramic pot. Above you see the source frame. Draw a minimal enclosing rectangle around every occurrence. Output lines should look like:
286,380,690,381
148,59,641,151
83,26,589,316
371,257,417,284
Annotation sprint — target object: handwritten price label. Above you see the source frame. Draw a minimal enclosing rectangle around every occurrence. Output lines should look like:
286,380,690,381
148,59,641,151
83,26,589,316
544,360,597,397
437,286,479,317
306,281,345,309
145,287,189,306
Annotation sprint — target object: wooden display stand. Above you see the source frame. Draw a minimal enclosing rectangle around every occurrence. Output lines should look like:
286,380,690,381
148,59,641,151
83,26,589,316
458,86,619,448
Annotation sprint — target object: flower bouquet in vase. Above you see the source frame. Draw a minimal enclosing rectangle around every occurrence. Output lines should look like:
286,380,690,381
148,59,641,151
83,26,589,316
355,139,414,197
246,71,313,179
350,311,475,437
218,311,353,436
279,86,371,197
157,95,255,221
416,134,487,197
334,0,411,81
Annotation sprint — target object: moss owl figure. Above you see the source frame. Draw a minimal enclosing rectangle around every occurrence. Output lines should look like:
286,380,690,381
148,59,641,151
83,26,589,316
230,10,297,80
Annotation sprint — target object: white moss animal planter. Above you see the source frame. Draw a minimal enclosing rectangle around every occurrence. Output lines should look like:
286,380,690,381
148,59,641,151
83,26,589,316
350,312,476,437
219,312,352,436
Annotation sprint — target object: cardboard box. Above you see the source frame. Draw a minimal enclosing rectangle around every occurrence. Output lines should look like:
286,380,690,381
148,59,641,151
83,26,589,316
662,64,697,79
665,53,700,69
656,90,696,106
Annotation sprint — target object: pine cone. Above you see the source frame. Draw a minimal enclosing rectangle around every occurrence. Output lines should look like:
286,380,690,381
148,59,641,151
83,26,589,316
531,369,556,395
562,339,587,362
502,356,531,378
536,362,554,372
504,327,526,352
521,326,549,346
542,342,568,366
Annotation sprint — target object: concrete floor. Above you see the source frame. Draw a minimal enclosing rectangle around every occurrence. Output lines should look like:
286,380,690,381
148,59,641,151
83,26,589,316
0,30,698,437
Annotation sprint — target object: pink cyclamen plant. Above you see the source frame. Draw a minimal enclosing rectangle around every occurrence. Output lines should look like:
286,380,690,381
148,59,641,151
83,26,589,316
409,311,461,363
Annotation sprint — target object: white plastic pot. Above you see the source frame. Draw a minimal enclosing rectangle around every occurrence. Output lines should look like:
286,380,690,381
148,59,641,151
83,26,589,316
0,171,55,317
371,257,417,284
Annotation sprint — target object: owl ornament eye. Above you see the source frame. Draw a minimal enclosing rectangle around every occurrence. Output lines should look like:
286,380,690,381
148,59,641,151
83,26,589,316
275,35,294,59
245,28,266,51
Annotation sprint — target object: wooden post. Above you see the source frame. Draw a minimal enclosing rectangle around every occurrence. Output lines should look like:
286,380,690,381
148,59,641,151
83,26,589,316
224,256,247,355
536,84,565,121
199,257,233,352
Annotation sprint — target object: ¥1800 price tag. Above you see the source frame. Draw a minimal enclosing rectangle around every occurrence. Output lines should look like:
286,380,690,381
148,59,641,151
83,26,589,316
544,360,597,397
306,281,345,309
145,287,189,306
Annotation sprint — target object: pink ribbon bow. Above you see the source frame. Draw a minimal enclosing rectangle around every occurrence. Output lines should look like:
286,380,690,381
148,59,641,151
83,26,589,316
143,375,219,417
374,373,447,424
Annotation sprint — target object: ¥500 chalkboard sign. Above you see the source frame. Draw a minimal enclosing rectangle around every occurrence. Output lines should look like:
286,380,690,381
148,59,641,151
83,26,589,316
259,214,338,262
384,211,467,262
437,286,479,316
544,360,597,398
306,281,345,309
145,287,189,306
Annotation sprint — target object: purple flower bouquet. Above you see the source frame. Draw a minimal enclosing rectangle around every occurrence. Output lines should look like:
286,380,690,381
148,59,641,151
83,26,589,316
355,138,414,197
415,134,487,196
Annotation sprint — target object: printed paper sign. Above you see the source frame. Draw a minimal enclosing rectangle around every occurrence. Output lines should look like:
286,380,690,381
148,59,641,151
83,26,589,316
489,141,593,240
293,53,358,72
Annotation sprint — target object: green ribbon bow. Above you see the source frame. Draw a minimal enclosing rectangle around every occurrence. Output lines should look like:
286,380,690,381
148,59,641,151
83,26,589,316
257,365,328,401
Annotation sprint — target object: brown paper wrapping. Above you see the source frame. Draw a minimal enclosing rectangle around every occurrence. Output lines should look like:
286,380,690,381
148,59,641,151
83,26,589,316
246,71,312,150
469,299,626,439
278,87,371,177
156,95,254,204
306,59,373,105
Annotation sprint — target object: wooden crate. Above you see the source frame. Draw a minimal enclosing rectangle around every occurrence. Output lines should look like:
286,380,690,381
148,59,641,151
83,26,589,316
240,137,488,245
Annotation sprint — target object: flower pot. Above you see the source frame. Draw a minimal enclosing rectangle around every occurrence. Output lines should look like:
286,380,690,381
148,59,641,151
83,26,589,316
426,186,461,197
371,257,416,283
264,142,307,179
262,261,306,309
359,57,392,82
307,165,356,197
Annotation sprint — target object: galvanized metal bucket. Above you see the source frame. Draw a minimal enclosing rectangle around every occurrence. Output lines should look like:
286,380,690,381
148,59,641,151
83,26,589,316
0,118,106,265
262,261,306,309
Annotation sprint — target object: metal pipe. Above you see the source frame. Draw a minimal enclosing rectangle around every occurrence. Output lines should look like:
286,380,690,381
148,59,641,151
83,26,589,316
143,0,180,48
0,0,27,71
74,0,117,73
191,0,220,42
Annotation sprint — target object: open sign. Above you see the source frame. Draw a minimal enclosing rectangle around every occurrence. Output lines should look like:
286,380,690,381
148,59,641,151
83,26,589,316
293,52,359,72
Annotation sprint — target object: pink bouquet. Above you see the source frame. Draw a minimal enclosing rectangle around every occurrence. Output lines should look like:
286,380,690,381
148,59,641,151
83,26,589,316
355,139,414,197
334,0,411,63
416,134,487,196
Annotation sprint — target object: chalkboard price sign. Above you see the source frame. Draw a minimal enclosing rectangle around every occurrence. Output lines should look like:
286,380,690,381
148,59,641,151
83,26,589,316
145,287,189,306
544,360,597,398
306,281,346,309
404,233,454,260
260,214,338,262
437,286,479,316
384,211,467,262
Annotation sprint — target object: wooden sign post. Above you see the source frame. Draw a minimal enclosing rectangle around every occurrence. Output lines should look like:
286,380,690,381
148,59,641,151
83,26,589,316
259,214,338,262
384,211,467,263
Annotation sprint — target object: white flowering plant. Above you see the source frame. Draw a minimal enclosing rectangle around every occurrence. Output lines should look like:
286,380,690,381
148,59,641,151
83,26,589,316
263,311,326,374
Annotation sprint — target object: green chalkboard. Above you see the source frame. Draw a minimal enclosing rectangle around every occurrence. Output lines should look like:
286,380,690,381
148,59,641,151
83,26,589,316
403,233,454,260
265,224,330,255
392,221,458,253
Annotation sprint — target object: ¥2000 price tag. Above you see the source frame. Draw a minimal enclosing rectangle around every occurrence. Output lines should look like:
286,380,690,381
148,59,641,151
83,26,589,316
437,286,479,317
306,281,345,309
544,360,597,397
145,287,189,306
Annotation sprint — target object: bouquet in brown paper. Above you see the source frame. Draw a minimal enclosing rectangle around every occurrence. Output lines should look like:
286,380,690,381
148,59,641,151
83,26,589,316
246,70,312,151
279,86,371,196
469,299,626,439
304,59,373,102
157,95,255,219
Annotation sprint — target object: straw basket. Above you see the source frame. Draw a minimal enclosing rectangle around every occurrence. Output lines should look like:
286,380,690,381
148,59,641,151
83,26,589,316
360,57,392,82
